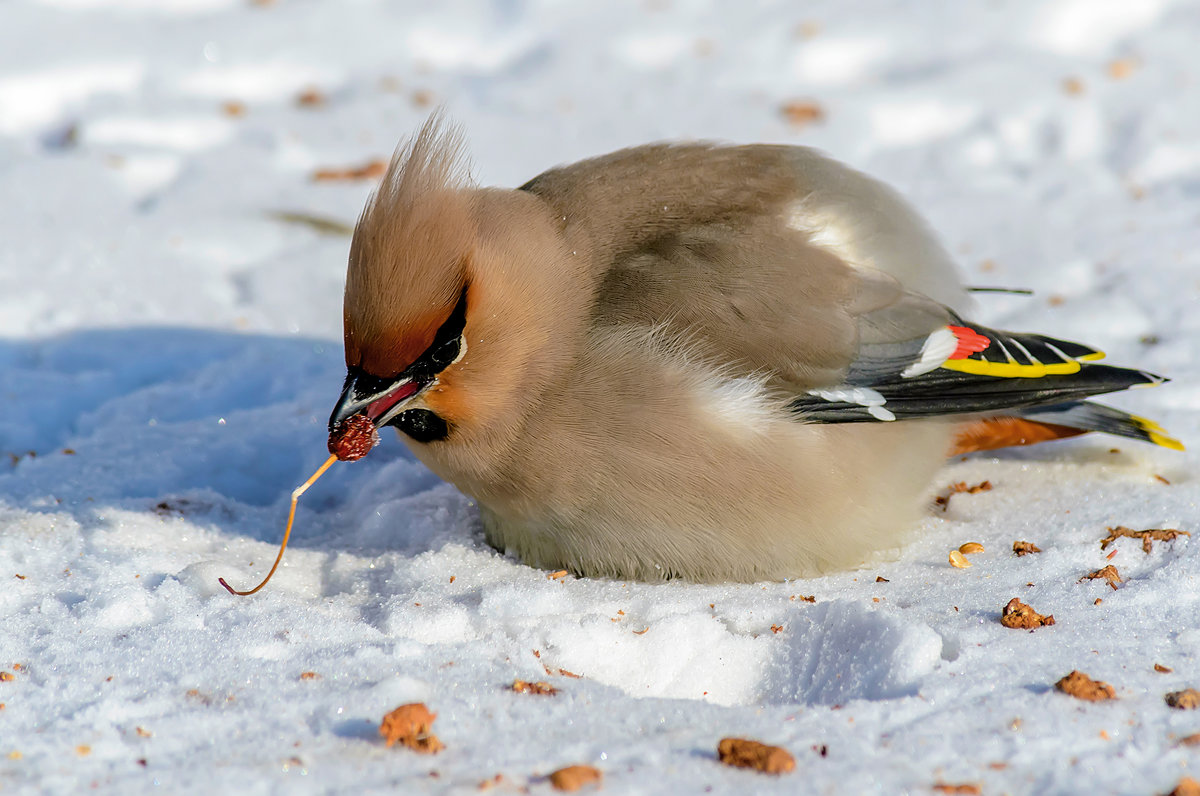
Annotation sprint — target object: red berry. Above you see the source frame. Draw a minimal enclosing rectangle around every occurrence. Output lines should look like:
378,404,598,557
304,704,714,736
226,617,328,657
328,414,379,461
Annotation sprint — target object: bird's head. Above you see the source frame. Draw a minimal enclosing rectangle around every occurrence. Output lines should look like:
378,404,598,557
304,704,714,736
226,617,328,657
328,118,588,459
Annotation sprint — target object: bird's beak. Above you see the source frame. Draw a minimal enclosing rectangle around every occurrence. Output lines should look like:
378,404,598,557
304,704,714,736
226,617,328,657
328,367,432,431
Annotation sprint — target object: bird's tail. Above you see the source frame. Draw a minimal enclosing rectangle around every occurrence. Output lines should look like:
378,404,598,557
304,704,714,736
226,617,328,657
951,400,1183,455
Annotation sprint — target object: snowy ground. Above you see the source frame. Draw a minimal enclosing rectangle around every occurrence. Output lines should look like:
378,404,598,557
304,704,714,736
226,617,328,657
2,0,1199,793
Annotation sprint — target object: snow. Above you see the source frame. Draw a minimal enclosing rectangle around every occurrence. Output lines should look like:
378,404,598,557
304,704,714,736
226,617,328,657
2,0,1199,793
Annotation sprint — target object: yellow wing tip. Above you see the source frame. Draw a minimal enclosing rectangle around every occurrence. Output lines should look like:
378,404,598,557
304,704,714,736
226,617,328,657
1078,351,1106,362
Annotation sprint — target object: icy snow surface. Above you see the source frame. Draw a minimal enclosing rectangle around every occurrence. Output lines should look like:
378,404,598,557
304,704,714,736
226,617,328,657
2,1,1200,793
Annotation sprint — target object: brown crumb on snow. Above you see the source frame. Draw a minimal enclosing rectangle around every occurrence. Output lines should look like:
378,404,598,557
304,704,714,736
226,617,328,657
936,481,992,511
1062,76,1085,95
932,784,982,795
1166,777,1200,796
1178,733,1200,747
1100,526,1190,554
0,671,14,682
1155,663,1174,674
1107,56,1141,81
299,671,321,681
1000,597,1055,629
511,679,558,696
1012,540,1042,556
547,570,569,580
379,703,444,753
1080,565,1122,590
312,159,388,182
1165,689,1200,710
1055,670,1116,701
779,100,825,129
548,764,602,791
296,86,326,107
716,738,795,774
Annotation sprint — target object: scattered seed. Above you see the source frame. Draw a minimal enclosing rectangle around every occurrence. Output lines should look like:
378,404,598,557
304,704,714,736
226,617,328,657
958,542,985,554
948,550,972,569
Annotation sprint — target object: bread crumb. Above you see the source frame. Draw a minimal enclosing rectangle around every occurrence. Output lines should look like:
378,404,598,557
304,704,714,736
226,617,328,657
299,671,321,681
548,764,602,791
379,703,444,753
1178,733,1200,747
717,738,795,774
1155,663,1173,674
1055,671,1116,701
1080,565,1122,590
1165,689,1200,710
1000,597,1054,629
0,671,14,682
948,550,972,569
221,100,246,117
1100,526,1190,554
135,726,151,738
547,570,569,580
1062,76,1085,95
1013,540,1041,556
76,745,91,756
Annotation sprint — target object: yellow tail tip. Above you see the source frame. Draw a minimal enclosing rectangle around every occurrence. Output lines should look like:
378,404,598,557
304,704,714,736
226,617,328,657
1148,430,1185,451
1129,414,1185,450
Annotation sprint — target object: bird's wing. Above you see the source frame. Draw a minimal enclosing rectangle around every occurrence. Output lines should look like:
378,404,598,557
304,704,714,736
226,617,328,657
790,293,1167,424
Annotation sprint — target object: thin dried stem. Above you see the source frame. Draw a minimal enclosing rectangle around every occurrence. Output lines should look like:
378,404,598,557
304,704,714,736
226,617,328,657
219,454,339,596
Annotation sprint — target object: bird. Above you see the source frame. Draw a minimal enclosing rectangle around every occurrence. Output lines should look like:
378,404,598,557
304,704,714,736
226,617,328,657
326,116,1179,583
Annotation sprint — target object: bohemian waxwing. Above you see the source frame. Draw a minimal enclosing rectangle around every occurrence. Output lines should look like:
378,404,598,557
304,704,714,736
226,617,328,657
328,117,1179,583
